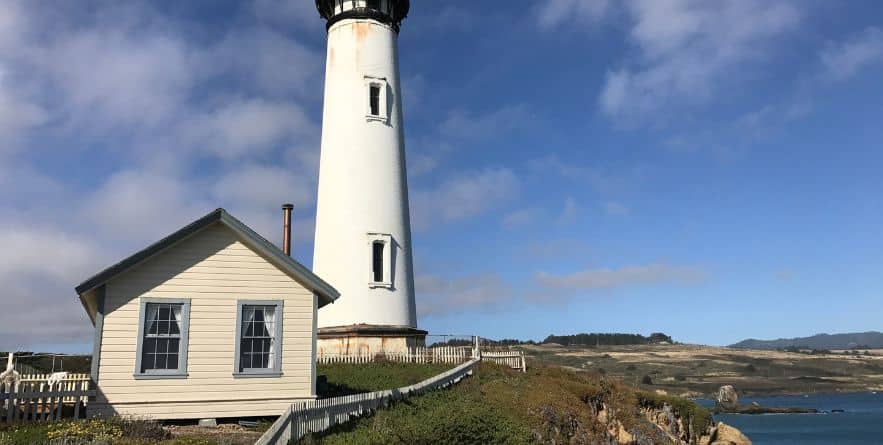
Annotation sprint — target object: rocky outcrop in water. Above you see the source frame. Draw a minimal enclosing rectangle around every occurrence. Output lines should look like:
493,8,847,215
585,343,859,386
716,385,739,411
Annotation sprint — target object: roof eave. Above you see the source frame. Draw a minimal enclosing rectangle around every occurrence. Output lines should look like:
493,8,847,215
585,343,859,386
74,208,340,308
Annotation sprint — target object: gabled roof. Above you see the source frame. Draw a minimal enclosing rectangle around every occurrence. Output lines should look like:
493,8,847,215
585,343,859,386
75,208,339,307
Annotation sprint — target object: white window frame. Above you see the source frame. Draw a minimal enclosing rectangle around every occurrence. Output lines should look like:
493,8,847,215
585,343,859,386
364,76,389,123
133,297,191,379
367,232,393,289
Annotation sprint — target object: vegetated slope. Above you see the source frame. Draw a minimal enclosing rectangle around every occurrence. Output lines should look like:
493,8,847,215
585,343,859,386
730,331,883,350
304,362,716,445
317,362,452,397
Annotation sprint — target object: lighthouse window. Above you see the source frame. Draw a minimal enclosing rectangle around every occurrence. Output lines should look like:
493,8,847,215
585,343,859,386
366,0,380,10
372,241,384,282
369,85,381,116
365,76,388,122
368,232,393,288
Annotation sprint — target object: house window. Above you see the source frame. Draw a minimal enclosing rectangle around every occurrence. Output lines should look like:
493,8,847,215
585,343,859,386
235,301,284,377
135,298,190,378
364,76,388,123
367,233,393,288
372,241,384,282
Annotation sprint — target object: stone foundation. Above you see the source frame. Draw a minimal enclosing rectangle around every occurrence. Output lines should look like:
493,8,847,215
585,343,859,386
317,324,427,356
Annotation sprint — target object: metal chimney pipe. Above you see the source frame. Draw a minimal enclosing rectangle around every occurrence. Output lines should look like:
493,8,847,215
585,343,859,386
282,203,293,256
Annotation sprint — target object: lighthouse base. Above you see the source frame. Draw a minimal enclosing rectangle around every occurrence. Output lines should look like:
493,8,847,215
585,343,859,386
317,324,427,356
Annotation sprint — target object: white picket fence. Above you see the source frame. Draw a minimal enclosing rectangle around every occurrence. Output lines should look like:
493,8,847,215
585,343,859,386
482,351,527,372
1,373,93,422
317,346,474,365
256,357,480,445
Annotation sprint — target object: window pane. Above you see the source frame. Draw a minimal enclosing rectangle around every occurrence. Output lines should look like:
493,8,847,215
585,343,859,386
158,306,171,322
155,338,167,354
157,320,170,336
260,353,269,369
167,354,178,370
143,338,157,355
155,354,168,370
141,353,154,373
168,338,180,354
369,85,380,116
372,241,384,282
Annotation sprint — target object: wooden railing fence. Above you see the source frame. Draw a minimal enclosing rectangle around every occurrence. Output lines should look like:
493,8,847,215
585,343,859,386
1,374,94,423
482,351,527,372
317,346,473,365
256,357,480,445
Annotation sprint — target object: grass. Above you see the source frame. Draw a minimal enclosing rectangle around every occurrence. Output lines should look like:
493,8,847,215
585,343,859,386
0,418,259,445
304,362,713,444
317,362,452,398
524,343,883,396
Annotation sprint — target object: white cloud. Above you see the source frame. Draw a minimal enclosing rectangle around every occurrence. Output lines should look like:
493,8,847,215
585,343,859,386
598,0,800,122
39,26,197,129
416,273,512,317
0,1,328,352
559,197,579,225
502,208,540,228
821,27,883,81
411,167,520,230
0,226,107,349
81,169,212,243
253,0,324,32
535,263,707,297
537,0,611,28
0,69,48,151
185,99,316,160
213,163,314,211
438,106,530,142
604,201,629,216
211,29,321,96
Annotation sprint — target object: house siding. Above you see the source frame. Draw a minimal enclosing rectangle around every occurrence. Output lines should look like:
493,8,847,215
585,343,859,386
93,223,317,419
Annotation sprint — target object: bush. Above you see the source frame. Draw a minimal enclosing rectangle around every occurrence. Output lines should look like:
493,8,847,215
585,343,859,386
641,375,653,385
111,417,170,441
317,362,452,397
638,392,713,441
46,419,124,443
0,423,50,445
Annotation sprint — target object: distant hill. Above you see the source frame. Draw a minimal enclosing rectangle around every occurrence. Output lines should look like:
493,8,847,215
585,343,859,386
543,332,673,347
730,331,883,350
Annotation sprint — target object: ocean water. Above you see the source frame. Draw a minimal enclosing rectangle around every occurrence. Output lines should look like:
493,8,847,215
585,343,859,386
696,393,883,445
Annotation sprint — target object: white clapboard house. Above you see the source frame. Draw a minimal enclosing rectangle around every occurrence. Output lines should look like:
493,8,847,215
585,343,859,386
75,208,339,420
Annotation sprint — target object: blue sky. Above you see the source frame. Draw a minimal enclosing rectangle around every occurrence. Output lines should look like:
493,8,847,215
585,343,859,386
2,0,883,353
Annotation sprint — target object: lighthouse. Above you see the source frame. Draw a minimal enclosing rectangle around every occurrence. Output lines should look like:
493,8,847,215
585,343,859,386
312,0,425,355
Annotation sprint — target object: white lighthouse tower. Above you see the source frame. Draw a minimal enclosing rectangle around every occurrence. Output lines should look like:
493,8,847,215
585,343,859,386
312,0,425,355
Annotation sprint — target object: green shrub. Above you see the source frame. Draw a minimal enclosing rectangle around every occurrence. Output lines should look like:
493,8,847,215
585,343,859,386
46,419,124,442
638,392,713,442
317,362,452,397
0,423,50,445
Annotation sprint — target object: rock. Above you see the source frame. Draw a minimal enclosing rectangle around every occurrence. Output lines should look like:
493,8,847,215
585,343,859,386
710,421,752,445
197,418,217,428
716,385,739,411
